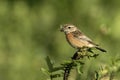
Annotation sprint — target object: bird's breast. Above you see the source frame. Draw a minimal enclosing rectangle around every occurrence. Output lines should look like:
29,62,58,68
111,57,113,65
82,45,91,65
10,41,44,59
66,33,86,48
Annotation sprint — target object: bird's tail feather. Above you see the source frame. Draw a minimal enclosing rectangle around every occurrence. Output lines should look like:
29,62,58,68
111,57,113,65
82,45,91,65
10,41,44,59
95,47,107,52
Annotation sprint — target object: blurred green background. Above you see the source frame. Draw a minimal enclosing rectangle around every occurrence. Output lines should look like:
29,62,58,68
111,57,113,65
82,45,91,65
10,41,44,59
0,0,120,80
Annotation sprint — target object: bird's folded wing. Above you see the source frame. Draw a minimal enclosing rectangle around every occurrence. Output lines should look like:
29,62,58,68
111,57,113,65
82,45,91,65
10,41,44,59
72,30,98,46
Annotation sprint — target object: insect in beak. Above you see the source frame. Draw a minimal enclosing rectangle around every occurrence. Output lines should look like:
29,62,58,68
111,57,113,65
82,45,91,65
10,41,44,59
60,25,64,32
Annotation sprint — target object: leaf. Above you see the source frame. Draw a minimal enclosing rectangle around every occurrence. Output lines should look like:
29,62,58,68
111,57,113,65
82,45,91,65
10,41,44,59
77,63,83,74
41,67,51,75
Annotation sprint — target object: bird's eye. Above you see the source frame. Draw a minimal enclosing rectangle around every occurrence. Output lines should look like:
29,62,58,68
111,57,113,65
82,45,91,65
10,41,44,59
68,27,71,29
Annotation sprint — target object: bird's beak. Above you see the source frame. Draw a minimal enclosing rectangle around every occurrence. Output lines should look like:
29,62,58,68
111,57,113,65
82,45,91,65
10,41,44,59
60,25,64,32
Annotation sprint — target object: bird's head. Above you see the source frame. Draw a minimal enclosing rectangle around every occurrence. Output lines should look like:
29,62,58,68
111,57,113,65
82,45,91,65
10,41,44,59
60,24,78,34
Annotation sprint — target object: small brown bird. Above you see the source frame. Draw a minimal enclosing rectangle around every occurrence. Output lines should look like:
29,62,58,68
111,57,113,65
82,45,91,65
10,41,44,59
60,24,106,52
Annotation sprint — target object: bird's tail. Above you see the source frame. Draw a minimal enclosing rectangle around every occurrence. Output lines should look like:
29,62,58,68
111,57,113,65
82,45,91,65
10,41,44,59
95,46,107,52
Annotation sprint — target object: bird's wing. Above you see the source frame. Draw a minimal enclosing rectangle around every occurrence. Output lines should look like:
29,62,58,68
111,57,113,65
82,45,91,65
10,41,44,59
72,30,92,41
72,30,98,46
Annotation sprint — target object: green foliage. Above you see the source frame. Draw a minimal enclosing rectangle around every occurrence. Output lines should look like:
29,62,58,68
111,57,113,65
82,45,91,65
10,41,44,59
41,49,115,80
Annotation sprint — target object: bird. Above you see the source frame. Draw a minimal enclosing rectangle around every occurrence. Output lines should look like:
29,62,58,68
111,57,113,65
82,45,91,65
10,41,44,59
60,24,106,52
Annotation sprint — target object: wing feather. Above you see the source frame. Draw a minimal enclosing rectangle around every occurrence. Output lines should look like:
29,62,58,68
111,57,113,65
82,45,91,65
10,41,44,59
72,30,98,46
